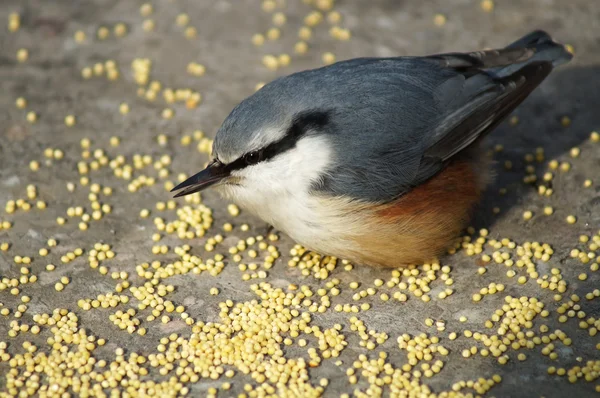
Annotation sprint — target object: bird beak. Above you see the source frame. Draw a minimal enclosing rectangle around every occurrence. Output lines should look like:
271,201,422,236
171,160,229,198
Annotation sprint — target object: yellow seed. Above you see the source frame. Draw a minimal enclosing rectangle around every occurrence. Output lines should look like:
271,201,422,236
327,11,342,24
15,97,27,108
298,26,312,40
140,3,153,16
26,111,37,123
162,108,174,119
523,211,533,220
262,0,277,12
142,19,155,32
184,26,197,38
590,131,600,142
262,55,279,71
278,54,291,67
114,23,128,37
433,14,447,26
68,29,83,43
119,103,130,115
64,115,76,126
322,52,336,65
570,147,580,158
8,12,21,32
267,27,281,40
17,48,29,62
108,136,121,147
480,0,494,12
252,33,265,46
543,206,554,216
566,215,577,224
304,11,323,26
294,41,309,55
176,13,189,26
227,204,240,216
97,26,110,39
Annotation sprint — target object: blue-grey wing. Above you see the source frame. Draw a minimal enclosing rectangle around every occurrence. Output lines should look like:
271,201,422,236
312,31,570,203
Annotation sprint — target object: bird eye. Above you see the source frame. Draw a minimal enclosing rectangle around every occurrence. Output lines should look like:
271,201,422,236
243,150,263,165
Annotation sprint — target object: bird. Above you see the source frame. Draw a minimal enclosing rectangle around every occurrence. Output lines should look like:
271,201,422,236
172,30,572,268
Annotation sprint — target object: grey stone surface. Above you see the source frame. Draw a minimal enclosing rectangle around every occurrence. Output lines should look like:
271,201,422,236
0,0,599,397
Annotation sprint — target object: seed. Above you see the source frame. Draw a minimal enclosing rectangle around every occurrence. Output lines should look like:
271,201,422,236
17,48,29,62
252,33,265,46
227,204,240,217
322,52,336,65
65,115,76,126
570,147,580,158
114,23,127,37
142,19,155,32
140,3,153,16
433,14,447,26
97,26,110,39
119,103,130,115
298,26,312,40
480,0,494,12
26,111,37,123
294,41,309,54
278,54,291,67
267,28,280,40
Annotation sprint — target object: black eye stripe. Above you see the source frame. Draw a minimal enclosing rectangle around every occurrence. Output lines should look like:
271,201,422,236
223,110,330,173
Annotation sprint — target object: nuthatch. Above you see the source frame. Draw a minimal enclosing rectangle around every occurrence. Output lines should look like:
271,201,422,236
172,31,571,268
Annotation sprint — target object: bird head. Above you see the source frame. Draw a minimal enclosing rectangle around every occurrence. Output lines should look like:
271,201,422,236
171,75,335,201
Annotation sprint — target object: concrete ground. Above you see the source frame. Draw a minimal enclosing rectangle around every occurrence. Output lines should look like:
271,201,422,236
0,0,599,397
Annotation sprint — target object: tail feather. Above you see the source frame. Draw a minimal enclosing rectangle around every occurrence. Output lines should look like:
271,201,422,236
430,30,572,77
496,30,572,76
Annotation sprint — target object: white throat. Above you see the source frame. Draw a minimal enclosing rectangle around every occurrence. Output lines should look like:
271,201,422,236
217,135,337,248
